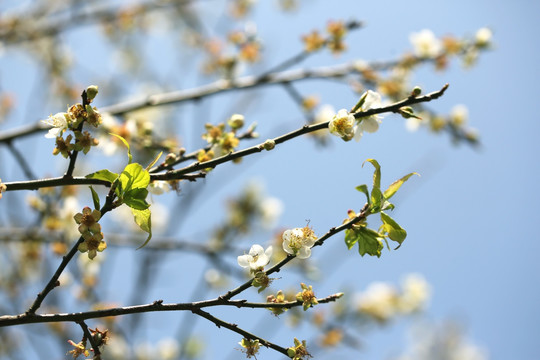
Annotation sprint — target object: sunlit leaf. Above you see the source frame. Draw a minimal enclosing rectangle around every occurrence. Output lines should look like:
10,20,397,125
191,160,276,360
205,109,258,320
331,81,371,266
123,188,150,210
355,184,370,205
146,151,163,171
383,172,419,200
363,158,381,190
131,207,152,249
85,169,119,184
119,163,150,193
89,186,100,210
357,227,383,257
110,133,132,164
380,211,407,247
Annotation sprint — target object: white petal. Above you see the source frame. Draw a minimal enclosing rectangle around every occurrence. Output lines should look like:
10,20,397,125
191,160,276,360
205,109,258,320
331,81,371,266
249,244,264,256
282,238,294,255
363,90,381,110
360,117,380,133
237,255,252,268
297,247,311,259
265,245,273,258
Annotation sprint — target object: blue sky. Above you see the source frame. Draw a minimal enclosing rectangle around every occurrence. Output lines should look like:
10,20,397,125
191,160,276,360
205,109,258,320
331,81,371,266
1,0,539,359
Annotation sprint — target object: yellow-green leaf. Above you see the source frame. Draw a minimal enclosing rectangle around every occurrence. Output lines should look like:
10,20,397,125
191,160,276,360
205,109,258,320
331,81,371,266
363,158,381,190
355,184,370,205
131,207,152,249
146,151,163,171
119,163,150,193
357,227,383,257
124,188,150,210
85,169,119,184
110,133,132,164
380,211,407,247
383,172,419,200
89,186,100,210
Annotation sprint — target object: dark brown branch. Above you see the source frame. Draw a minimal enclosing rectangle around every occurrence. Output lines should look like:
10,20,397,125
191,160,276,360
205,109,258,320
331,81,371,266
1,292,343,327
155,84,450,180
191,308,289,356
3,173,204,192
2,85,447,192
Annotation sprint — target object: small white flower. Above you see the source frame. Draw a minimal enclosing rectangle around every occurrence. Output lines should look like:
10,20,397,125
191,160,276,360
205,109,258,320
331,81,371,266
328,109,355,141
354,90,384,141
450,104,468,126
409,29,442,58
314,104,336,124
158,338,181,360
356,282,398,321
475,27,492,47
259,197,283,229
148,181,170,195
398,273,430,313
237,244,273,270
42,112,70,138
282,227,317,259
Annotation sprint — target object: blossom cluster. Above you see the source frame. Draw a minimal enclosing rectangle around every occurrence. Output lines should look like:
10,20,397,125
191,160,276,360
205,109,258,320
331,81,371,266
302,19,349,54
42,85,102,157
74,207,107,260
328,90,384,142
355,273,430,323
198,114,246,164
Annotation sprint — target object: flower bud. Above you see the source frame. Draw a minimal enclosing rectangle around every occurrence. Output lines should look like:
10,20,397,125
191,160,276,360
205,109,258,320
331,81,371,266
227,114,244,129
411,86,422,97
86,85,99,102
263,139,275,151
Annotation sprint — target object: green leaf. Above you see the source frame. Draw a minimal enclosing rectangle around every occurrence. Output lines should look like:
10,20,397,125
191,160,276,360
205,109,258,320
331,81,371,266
85,169,119,184
363,158,381,190
110,133,132,164
146,151,163,171
131,207,152,249
370,186,382,213
344,228,359,250
119,163,150,193
380,211,407,247
355,184,370,205
89,186,100,210
124,188,150,210
383,172,419,200
357,227,384,257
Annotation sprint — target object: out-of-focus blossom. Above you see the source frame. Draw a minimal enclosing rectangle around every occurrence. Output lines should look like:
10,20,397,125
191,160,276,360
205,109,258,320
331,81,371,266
410,29,442,58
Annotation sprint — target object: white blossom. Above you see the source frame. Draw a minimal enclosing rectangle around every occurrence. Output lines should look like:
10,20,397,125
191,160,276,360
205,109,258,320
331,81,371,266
328,109,355,141
282,227,317,259
354,90,384,141
259,197,283,229
314,104,336,124
237,244,273,270
148,181,170,195
398,273,431,313
410,29,442,58
475,27,492,47
450,104,469,126
42,112,70,138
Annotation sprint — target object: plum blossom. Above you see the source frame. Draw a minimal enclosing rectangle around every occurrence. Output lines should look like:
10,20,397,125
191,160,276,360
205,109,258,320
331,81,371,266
237,244,273,270
282,227,317,259
328,109,355,141
409,29,442,58
354,90,384,141
42,112,71,138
